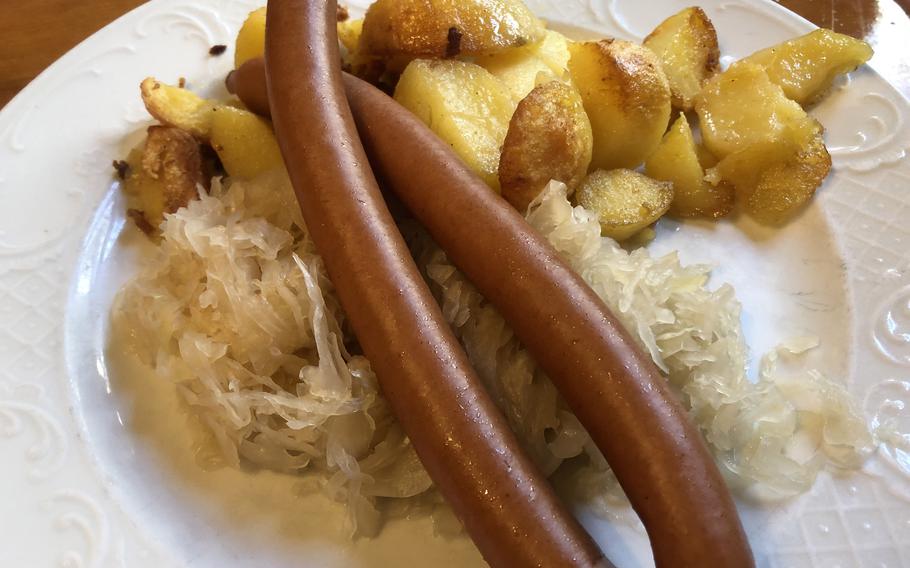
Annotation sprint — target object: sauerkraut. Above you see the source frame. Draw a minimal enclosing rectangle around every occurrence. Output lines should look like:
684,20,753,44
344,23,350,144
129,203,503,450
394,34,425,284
114,172,431,536
114,173,874,534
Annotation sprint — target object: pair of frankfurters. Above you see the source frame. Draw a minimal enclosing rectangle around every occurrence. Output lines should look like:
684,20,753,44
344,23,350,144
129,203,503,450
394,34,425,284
258,1,753,566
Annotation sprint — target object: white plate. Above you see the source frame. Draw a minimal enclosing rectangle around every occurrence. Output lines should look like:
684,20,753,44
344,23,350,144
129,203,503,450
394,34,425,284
1,0,909,566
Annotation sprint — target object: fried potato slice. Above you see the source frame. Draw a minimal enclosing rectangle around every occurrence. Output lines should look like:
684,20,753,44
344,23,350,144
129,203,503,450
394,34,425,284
694,61,819,159
394,59,514,190
361,0,546,58
643,7,720,111
141,77,282,179
235,7,369,71
533,29,572,77
741,29,873,105
234,7,267,68
498,81,593,210
141,126,205,213
576,169,673,241
710,128,831,224
121,126,205,231
568,39,671,170
478,29,571,101
338,17,365,58
140,77,219,140
121,147,165,233
696,62,831,223
645,113,732,218
210,106,284,179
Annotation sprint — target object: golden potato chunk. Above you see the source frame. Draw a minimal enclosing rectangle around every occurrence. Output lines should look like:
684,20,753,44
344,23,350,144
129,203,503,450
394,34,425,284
141,126,205,213
394,59,514,190
576,169,673,241
695,143,719,170
338,17,364,58
568,39,671,170
741,29,873,105
696,62,831,223
235,7,267,69
140,76,282,180
478,29,571,101
499,82,593,210
533,29,572,77
695,61,819,159
361,0,545,58
121,147,165,233
743,136,831,224
122,126,206,231
643,7,720,110
338,18,374,78
235,7,369,70
645,113,732,218
140,78,219,140
210,106,284,179
711,128,831,224
479,50,554,103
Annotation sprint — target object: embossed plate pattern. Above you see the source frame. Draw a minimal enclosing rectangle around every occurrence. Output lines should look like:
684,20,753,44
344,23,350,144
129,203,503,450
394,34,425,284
1,1,908,567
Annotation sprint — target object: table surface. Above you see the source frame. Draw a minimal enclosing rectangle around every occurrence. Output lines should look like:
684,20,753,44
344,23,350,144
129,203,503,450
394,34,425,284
1,0,909,109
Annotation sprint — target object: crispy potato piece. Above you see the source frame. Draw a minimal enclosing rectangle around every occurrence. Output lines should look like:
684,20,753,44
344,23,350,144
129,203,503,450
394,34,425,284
360,0,545,58
695,61,820,159
140,78,219,140
141,76,282,179
338,17,364,58
743,135,831,224
568,39,671,170
394,59,514,190
741,29,873,105
695,143,719,170
121,147,165,232
499,82,593,210
478,29,571,101
710,127,831,224
576,169,673,240
645,113,732,218
122,126,205,230
235,7,267,68
234,7,368,70
482,54,554,103
338,19,388,81
643,7,720,111
534,29,572,76
696,62,831,223
142,126,205,213
210,106,284,179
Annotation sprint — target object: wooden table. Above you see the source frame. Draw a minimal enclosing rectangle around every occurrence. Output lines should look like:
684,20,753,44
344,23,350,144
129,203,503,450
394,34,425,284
1,0,909,109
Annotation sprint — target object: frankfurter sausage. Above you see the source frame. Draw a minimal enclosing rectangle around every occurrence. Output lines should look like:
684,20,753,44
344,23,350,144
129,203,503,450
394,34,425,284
264,2,607,567
343,74,754,568
229,55,753,566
